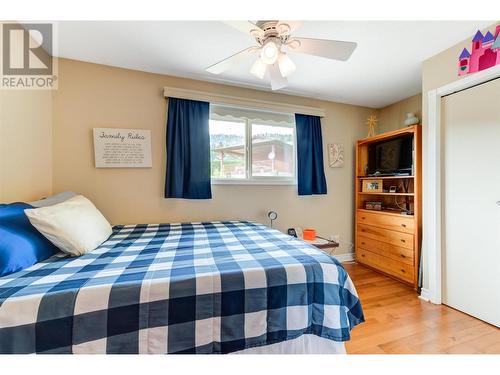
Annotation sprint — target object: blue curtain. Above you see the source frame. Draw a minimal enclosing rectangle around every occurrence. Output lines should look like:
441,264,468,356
295,113,327,195
165,97,212,199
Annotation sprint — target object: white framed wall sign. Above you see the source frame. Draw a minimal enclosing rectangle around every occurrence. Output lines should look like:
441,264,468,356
93,128,152,168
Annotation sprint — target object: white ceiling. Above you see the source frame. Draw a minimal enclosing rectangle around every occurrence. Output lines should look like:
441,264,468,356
53,21,493,108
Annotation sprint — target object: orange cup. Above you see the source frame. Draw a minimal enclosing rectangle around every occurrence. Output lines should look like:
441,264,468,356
303,228,316,240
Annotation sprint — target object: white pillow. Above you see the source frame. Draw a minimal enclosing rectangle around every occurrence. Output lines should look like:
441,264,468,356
29,191,77,207
24,195,113,256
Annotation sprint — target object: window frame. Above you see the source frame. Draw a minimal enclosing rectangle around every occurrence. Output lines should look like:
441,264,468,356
210,111,297,186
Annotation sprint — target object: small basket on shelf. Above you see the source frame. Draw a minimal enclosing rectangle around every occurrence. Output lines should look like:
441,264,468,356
365,201,382,211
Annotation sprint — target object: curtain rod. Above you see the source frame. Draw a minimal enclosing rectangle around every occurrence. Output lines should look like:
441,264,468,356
163,86,326,118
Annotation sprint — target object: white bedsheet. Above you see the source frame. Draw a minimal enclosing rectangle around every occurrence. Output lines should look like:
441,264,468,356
233,334,347,354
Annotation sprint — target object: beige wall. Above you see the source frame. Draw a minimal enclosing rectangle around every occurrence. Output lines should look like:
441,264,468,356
0,87,53,202
378,93,422,133
52,58,373,255
0,23,53,202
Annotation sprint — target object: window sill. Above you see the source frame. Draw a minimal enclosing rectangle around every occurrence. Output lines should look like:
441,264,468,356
211,179,297,186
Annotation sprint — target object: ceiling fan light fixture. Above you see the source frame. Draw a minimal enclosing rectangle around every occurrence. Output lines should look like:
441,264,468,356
260,40,279,65
250,58,267,79
205,21,357,91
278,53,296,78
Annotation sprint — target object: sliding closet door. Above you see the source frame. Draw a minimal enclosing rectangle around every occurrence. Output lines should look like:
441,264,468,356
442,78,500,327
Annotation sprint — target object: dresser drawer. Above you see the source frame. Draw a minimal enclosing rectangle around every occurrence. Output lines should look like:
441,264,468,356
357,248,414,284
357,235,414,265
357,224,414,250
357,210,414,234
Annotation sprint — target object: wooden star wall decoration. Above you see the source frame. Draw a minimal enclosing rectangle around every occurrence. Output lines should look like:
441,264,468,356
366,115,378,138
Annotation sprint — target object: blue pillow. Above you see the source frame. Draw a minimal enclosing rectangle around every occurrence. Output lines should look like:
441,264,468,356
0,202,59,277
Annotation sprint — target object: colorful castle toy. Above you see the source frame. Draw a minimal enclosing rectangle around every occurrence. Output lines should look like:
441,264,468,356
458,25,500,76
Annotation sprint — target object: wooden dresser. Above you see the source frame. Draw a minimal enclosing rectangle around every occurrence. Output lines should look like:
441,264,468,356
355,126,422,288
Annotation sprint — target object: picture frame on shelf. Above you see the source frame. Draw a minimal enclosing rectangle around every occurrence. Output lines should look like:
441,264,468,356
362,178,383,193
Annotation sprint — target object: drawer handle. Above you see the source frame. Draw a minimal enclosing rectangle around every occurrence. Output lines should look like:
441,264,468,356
361,217,366,220
400,254,406,258
361,229,366,232
400,269,406,273
400,239,406,243
401,224,407,228
361,242,366,245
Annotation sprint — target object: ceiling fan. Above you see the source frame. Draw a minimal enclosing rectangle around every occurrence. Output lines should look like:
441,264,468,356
206,20,357,90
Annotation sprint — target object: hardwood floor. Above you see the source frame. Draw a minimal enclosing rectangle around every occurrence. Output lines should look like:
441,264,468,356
343,262,500,354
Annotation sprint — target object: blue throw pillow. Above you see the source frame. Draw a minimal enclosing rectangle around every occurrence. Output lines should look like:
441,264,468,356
0,202,59,277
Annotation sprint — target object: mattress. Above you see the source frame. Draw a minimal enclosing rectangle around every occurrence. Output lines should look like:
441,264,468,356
0,221,363,353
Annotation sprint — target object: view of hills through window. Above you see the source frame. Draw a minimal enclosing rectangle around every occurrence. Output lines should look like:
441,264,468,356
209,119,295,180
209,120,246,179
251,124,294,177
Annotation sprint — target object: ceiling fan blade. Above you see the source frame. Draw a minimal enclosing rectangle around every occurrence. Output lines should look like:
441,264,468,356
276,20,303,35
269,63,288,90
206,47,259,75
288,37,357,61
222,21,265,37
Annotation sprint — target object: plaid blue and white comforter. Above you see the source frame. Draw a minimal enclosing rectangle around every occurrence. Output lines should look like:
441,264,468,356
0,221,363,354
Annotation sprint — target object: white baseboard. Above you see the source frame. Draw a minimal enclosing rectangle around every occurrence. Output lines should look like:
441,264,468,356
419,288,431,302
333,252,354,263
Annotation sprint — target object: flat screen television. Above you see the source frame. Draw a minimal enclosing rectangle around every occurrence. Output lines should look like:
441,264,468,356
367,134,414,176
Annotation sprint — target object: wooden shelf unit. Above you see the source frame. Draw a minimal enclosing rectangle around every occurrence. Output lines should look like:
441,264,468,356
358,192,415,196
357,208,413,217
357,175,414,180
355,125,422,288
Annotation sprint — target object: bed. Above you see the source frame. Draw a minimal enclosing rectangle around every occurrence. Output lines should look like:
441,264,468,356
0,221,363,354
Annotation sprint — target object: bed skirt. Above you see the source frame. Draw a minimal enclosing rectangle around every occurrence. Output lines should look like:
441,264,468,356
233,334,347,354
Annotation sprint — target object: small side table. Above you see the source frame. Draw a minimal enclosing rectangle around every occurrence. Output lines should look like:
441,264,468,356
304,237,339,255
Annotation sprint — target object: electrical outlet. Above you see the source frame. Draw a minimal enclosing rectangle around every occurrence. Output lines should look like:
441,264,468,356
330,234,340,243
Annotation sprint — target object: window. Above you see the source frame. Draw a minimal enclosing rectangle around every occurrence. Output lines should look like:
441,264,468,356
251,123,294,178
210,119,246,179
209,105,296,184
